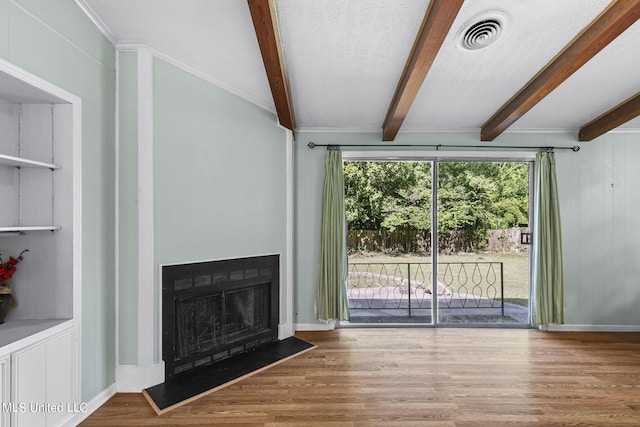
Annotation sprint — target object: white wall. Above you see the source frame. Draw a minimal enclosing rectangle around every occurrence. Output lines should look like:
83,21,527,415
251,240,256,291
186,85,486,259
294,131,640,327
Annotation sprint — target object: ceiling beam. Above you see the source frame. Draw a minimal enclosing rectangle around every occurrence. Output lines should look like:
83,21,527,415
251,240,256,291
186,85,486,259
382,0,464,141
481,0,640,141
579,92,640,141
248,0,295,131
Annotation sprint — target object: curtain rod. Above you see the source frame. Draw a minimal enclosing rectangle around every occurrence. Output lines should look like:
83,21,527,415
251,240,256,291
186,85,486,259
306,142,581,152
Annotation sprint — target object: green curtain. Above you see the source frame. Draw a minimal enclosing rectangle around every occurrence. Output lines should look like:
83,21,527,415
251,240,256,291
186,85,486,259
531,151,564,326
315,148,350,321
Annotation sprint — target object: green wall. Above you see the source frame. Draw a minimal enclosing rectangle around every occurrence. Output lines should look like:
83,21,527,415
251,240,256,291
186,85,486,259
556,134,640,324
294,131,640,326
152,57,288,357
153,58,287,266
0,0,117,401
115,54,288,368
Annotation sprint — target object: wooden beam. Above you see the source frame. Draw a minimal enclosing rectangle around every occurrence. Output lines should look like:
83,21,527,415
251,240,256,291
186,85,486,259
579,92,640,141
382,0,464,141
481,0,640,141
248,0,295,131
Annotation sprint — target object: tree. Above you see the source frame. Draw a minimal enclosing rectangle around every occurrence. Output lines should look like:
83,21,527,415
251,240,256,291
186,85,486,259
344,160,529,252
344,162,432,231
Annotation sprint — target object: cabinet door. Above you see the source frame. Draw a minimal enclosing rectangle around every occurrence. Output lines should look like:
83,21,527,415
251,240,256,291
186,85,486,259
45,329,76,427
12,341,46,427
0,355,9,427
12,328,77,427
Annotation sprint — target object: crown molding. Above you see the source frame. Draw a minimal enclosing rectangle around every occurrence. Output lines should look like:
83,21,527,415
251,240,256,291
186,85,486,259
296,127,381,134
507,127,640,134
297,126,640,135
296,127,481,134
74,0,117,45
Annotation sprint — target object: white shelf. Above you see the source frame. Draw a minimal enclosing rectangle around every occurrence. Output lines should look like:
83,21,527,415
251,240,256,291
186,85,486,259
0,153,60,169
0,226,60,233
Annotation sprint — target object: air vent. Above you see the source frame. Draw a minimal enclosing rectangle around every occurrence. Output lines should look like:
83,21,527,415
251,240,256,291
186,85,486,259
458,12,507,51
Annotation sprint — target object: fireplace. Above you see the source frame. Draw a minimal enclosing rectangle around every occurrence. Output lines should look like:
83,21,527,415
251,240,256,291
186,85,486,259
162,255,279,380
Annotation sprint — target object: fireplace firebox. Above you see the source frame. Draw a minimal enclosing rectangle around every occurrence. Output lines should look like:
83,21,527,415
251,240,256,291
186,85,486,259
162,255,279,380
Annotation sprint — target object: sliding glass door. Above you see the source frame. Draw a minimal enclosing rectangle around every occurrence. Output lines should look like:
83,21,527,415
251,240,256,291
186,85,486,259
345,159,531,327
345,161,434,323
436,161,530,325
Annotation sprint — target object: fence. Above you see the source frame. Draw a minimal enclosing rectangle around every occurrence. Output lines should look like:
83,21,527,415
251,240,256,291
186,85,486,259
347,261,504,317
347,228,528,254
347,229,430,254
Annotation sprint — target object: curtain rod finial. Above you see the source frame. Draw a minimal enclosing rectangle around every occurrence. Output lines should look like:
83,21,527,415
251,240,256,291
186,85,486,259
572,145,580,152
307,142,316,148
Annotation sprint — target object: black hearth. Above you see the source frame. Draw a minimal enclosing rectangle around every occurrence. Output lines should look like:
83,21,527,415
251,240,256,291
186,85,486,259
162,255,279,380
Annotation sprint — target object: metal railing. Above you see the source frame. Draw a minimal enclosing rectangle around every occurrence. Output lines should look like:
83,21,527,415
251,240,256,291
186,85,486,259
347,262,504,316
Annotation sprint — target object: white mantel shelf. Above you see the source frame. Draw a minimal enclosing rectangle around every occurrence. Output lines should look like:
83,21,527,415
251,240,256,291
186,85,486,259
0,153,60,169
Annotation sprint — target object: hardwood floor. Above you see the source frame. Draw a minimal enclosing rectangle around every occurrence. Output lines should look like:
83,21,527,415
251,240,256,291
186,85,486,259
81,328,640,426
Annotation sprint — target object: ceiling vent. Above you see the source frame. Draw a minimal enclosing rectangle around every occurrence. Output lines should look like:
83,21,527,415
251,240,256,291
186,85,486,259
458,12,507,51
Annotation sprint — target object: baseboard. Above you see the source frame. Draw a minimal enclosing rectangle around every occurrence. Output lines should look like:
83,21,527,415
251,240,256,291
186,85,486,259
116,362,165,392
278,322,294,339
294,322,640,332
294,321,336,331
75,382,117,425
545,324,640,332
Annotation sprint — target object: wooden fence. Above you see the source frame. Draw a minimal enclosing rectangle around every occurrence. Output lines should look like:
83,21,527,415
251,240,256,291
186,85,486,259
347,229,431,254
348,227,527,254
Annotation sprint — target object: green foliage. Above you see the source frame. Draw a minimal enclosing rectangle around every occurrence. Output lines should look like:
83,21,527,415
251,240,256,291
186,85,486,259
344,162,432,231
344,161,529,252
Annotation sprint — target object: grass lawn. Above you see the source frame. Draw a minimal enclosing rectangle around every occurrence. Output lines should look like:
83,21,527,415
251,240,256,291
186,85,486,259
348,251,530,304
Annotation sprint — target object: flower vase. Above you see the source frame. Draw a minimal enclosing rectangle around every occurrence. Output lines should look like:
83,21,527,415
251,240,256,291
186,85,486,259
0,282,12,324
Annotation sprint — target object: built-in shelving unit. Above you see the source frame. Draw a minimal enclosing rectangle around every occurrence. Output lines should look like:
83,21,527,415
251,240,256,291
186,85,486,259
0,58,81,426
0,69,74,333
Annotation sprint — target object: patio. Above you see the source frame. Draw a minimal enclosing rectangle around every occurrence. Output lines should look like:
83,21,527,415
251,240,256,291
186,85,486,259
347,261,529,325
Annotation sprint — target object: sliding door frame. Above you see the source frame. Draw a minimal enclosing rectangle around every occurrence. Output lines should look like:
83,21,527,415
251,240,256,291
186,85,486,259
341,150,536,328
431,161,439,324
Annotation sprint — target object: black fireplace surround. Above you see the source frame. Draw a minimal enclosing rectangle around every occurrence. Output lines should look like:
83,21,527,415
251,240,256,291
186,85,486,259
162,255,279,380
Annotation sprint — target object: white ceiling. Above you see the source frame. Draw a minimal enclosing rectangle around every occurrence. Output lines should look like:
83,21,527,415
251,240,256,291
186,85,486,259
79,0,640,135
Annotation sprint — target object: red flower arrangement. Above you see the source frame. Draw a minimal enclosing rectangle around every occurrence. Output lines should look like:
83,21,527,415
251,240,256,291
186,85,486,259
0,250,28,293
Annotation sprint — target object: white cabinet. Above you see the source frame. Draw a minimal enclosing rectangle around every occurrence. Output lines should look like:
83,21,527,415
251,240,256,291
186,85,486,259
10,327,77,427
0,324,78,427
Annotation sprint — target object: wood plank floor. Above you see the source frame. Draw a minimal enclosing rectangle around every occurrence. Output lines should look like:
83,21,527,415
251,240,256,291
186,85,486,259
81,328,640,426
